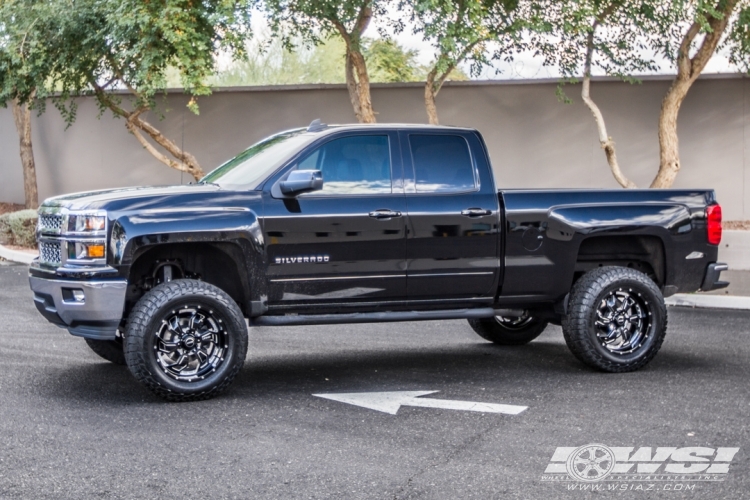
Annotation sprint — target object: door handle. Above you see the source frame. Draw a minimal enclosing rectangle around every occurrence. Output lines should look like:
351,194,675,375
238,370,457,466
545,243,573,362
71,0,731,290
369,209,402,219
461,208,492,217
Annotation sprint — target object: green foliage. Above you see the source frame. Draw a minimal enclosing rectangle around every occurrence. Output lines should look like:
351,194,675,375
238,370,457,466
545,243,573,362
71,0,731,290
364,39,427,82
719,2,750,72
398,0,528,86
535,0,686,100
0,0,54,107
205,36,432,87
0,210,38,248
262,0,388,53
209,37,348,86
1,0,252,120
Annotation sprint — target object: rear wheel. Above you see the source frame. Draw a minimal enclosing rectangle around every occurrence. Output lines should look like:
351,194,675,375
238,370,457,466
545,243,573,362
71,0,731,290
85,337,126,365
468,312,549,345
562,266,667,372
124,279,248,402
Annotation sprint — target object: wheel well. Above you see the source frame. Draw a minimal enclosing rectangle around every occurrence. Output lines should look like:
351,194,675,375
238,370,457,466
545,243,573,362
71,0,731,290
574,235,665,287
124,242,249,320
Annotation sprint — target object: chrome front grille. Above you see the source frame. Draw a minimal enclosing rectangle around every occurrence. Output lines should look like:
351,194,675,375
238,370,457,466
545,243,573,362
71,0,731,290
39,214,64,234
39,241,62,265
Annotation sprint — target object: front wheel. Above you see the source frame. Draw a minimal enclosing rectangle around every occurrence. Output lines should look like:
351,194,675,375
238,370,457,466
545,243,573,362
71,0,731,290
124,279,248,402
562,266,667,373
468,312,549,345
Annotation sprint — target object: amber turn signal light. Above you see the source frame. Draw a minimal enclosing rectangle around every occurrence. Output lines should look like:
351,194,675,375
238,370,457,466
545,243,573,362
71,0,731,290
86,244,105,258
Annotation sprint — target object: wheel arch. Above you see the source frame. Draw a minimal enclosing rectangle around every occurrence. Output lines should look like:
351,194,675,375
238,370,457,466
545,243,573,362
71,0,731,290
574,234,667,288
109,209,267,319
126,241,252,316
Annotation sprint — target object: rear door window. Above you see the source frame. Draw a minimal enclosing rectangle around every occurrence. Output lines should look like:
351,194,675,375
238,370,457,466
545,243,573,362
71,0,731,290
408,134,476,193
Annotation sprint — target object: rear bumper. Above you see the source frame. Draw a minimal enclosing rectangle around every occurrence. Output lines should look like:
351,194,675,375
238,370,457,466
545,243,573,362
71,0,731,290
29,275,127,340
700,262,729,292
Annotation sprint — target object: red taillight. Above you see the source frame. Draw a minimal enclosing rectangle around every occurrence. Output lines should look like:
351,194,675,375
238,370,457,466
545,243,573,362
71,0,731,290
707,204,722,245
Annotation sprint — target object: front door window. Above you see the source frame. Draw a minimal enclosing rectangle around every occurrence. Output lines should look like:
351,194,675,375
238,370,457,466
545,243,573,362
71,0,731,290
297,135,392,195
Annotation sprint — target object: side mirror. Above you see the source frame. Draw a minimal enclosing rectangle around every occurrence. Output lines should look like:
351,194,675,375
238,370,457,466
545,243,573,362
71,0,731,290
279,170,324,196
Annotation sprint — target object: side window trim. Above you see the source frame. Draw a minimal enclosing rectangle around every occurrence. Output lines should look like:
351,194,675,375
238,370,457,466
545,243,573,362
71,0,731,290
403,132,480,195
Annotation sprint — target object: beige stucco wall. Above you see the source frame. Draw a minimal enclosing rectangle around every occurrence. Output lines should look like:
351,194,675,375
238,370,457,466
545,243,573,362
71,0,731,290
0,76,747,219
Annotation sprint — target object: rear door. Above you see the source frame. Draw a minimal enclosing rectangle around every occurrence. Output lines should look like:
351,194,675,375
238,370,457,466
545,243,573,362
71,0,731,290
262,131,407,310
400,131,500,302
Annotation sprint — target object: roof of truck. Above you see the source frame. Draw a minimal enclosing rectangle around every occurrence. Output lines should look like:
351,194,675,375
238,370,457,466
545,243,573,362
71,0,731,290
303,120,478,134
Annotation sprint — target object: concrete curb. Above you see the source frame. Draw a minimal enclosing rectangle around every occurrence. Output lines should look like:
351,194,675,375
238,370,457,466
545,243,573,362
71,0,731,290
0,243,37,265
666,293,750,311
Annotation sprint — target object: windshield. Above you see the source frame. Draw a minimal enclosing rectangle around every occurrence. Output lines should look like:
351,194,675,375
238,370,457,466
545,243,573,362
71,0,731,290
201,129,314,188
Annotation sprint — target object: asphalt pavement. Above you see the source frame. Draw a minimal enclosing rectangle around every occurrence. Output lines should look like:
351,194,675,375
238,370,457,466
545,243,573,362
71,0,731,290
0,262,748,499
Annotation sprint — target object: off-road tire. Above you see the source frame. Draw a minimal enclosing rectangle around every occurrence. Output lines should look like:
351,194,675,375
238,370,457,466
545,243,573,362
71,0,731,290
468,314,548,345
85,337,126,365
562,266,667,373
124,279,248,402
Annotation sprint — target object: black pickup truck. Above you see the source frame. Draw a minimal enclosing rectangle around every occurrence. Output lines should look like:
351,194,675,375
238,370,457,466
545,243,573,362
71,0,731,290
29,122,728,401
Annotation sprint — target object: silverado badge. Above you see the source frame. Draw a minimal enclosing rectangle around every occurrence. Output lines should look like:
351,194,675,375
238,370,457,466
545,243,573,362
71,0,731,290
275,255,330,264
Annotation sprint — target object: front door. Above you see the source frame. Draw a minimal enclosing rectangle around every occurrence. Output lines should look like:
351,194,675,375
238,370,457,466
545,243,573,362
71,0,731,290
401,131,500,302
263,132,407,311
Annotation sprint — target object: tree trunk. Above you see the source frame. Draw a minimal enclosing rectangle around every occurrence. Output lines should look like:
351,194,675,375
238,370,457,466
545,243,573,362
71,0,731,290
651,0,738,188
581,75,635,188
332,5,376,124
345,52,363,121
580,27,635,188
651,79,692,188
346,49,376,123
424,69,440,125
11,97,39,209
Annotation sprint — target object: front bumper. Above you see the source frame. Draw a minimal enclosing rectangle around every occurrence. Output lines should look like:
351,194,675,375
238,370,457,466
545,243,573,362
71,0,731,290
29,275,127,340
700,262,729,292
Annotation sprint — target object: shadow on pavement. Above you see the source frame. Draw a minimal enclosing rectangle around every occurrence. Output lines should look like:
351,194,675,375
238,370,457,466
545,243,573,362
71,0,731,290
37,337,717,406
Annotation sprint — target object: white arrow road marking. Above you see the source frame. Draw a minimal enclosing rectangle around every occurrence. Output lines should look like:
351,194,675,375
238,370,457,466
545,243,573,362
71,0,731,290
312,391,528,415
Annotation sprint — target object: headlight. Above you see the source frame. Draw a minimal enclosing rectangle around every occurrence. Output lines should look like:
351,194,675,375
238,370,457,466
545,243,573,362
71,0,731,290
69,214,106,232
69,241,106,260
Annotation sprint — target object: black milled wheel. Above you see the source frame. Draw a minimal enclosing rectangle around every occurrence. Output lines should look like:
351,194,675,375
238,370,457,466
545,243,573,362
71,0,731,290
562,266,667,373
85,337,126,365
124,279,248,402
468,312,548,345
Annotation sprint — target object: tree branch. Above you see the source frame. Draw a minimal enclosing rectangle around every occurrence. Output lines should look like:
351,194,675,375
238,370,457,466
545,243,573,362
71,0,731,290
353,1,373,37
581,18,636,188
330,18,353,47
90,79,204,179
125,121,190,174
687,0,739,80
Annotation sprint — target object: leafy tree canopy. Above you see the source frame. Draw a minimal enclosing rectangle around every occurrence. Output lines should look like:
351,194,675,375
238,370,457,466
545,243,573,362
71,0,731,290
2,0,252,117
364,38,426,82
399,0,526,79
203,36,439,87
0,0,253,179
536,0,684,94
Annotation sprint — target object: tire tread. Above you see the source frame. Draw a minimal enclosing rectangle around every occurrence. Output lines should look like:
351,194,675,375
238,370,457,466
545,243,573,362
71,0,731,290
124,279,248,402
562,266,667,372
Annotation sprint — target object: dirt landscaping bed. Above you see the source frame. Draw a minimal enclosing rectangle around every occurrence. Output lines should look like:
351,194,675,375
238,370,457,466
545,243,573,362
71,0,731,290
0,203,25,216
725,221,750,230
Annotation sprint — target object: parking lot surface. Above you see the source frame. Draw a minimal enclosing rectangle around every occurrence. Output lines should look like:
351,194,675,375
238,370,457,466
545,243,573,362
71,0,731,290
0,263,748,499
